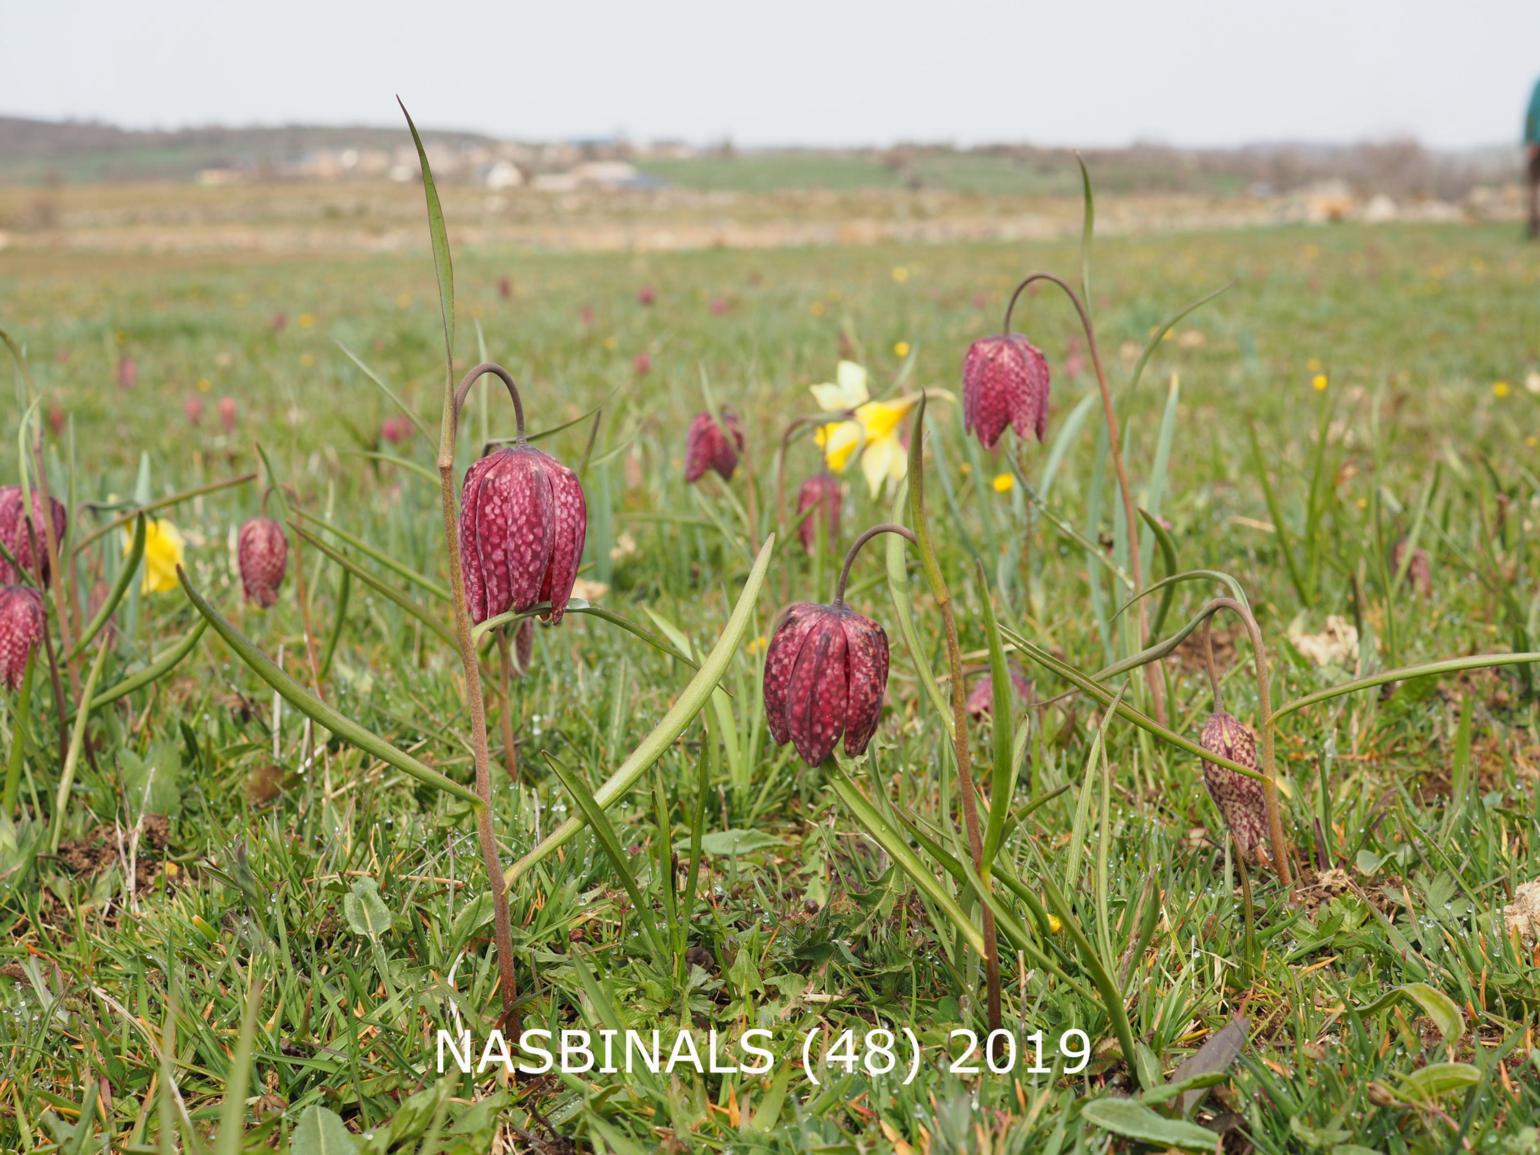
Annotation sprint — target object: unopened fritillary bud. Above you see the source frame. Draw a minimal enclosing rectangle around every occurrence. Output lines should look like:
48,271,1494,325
1391,537,1432,598
459,445,586,626
237,517,288,608
0,585,44,690
0,485,68,587
962,334,1050,449
1198,711,1268,860
762,602,890,765
795,473,842,553
684,409,745,483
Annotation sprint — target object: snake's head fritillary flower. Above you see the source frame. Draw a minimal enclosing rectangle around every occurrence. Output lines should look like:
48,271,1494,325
498,275,512,300
962,334,1050,449
1198,712,1268,859
0,486,68,587
381,415,411,445
46,403,66,439
219,396,238,435
238,517,288,608
511,616,535,676
0,585,44,690
185,395,204,426
633,352,652,378
762,602,890,765
1391,537,1432,598
709,296,730,316
684,409,744,483
459,445,587,625
638,285,656,307
795,474,842,554
117,354,138,390
965,660,1033,717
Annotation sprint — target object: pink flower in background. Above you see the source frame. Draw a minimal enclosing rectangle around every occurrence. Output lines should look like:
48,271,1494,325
238,517,289,608
117,354,138,390
46,403,66,439
684,410,745,483
185,395,204,426
219,396,238,434
381,415,412,445
633,352,652,377
638,286,656,306
498,275,513,300
270,312,288,333
709,297,731,316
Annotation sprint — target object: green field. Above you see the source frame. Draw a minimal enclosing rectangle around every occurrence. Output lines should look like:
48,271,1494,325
2,213,1539,1152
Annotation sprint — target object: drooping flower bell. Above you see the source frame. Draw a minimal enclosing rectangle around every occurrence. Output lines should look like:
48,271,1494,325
1197,712,1268,859
0,485,68,587
0,585,44,690
459,445,587,626
238,517,289,608
962,335,1050,449
795,473,842,554
684,409,744,483
762,523,911,766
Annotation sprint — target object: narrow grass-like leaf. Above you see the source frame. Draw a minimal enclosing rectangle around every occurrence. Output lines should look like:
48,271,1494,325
1274,652,1540,722
178,567,480,805
1039,867,1140,1083
1125,283,1231,398
73,473,257,553
335,339,430,442
398,99,454,372
84,620,207,714
885,483,952,733
830,769,986,957
543,751,665,956
213,978,263,1155
1139,509,1180,636
506,535,775,883
68,512,144,659
296,510,449,601
49,638,112,852
293,525,453,645
1247,421,1309,607
974,560,1017,870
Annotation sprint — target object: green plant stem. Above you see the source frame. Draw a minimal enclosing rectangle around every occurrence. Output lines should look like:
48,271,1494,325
1003,272,1165,725
440,362,520,1023
496,630,519,785
3,650,36,813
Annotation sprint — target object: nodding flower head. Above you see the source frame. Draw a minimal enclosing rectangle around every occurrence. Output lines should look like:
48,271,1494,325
762,601,890,766
117,354,138,390
1198,711,1268,859
185,395,205,426
962,334,1050,449
795,473,842,554
0,486,68,587
684,409,745,483
459,445,587,626
1392,537,1432,598
219,396,238,435
966,660,1033,717
0,585,45,690
237,517,289,608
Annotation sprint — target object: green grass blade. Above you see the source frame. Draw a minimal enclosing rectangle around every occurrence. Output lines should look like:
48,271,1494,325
1273,652,1540,722
213,977,264,1155
68,512,144,660
85,620,207,714
506,535,775,883
397,98,454,374
974,560,1017,871
178,567,481,805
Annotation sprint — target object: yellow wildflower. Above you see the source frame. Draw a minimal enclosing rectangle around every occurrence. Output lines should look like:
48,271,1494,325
992,472,1015,494
133,518,184,594
1306,357,1322,373
1312,374,1328,392
298,312,315,329
1493,381,1511,398
891,266,910,284
893,341,910,358
746,634,767,655
809,361,924,498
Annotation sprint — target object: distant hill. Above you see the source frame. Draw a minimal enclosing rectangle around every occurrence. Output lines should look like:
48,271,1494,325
0,115,500,183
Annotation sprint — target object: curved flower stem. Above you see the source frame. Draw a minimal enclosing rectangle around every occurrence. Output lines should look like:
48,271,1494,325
1203,616,1224,712
833,523,916,606
1209,596,1292,887
1003,272,1166,726
440,361,522,1022
775,411,857,602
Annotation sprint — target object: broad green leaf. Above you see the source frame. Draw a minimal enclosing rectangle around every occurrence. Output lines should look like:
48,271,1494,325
178,567,481,806
697,829,782,856
1079,1098,1217,1150
290,1105,359,1155
1395,1061,1480,1102
343,877,393,941
506,535,775,883
1356,982,1463,1043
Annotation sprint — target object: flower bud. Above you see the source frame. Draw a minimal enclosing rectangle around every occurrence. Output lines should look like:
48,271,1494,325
0,585,44,690
684,409,745,483
965,660,1033,717
795,474,842,554
459,445,586,626
1391,537,1432,598
1198,711,1268,859
237,517,288,608
962,334,1050,449
0,485,68,587
762,602,890,765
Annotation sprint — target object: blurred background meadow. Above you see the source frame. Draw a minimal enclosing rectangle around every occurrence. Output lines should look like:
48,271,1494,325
3,3,1540,1152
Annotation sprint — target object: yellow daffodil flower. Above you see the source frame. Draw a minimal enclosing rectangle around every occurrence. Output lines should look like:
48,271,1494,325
130,517,185,594
808,360,928,498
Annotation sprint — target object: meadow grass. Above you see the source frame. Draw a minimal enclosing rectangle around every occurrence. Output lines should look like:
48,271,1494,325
1,218,1539,1152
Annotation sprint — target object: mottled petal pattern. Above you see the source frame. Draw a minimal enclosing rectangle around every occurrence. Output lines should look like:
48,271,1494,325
0,585,44,690
786,620,848,765
460,447,556,624
839,611,889,756
762,603,818,747
0,485,69,587
538,457,588,624
237,517,289,608
1198,711,1268,858
962,335,1051,450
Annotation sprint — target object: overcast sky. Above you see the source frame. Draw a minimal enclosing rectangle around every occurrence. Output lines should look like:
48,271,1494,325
4,1,1538,149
